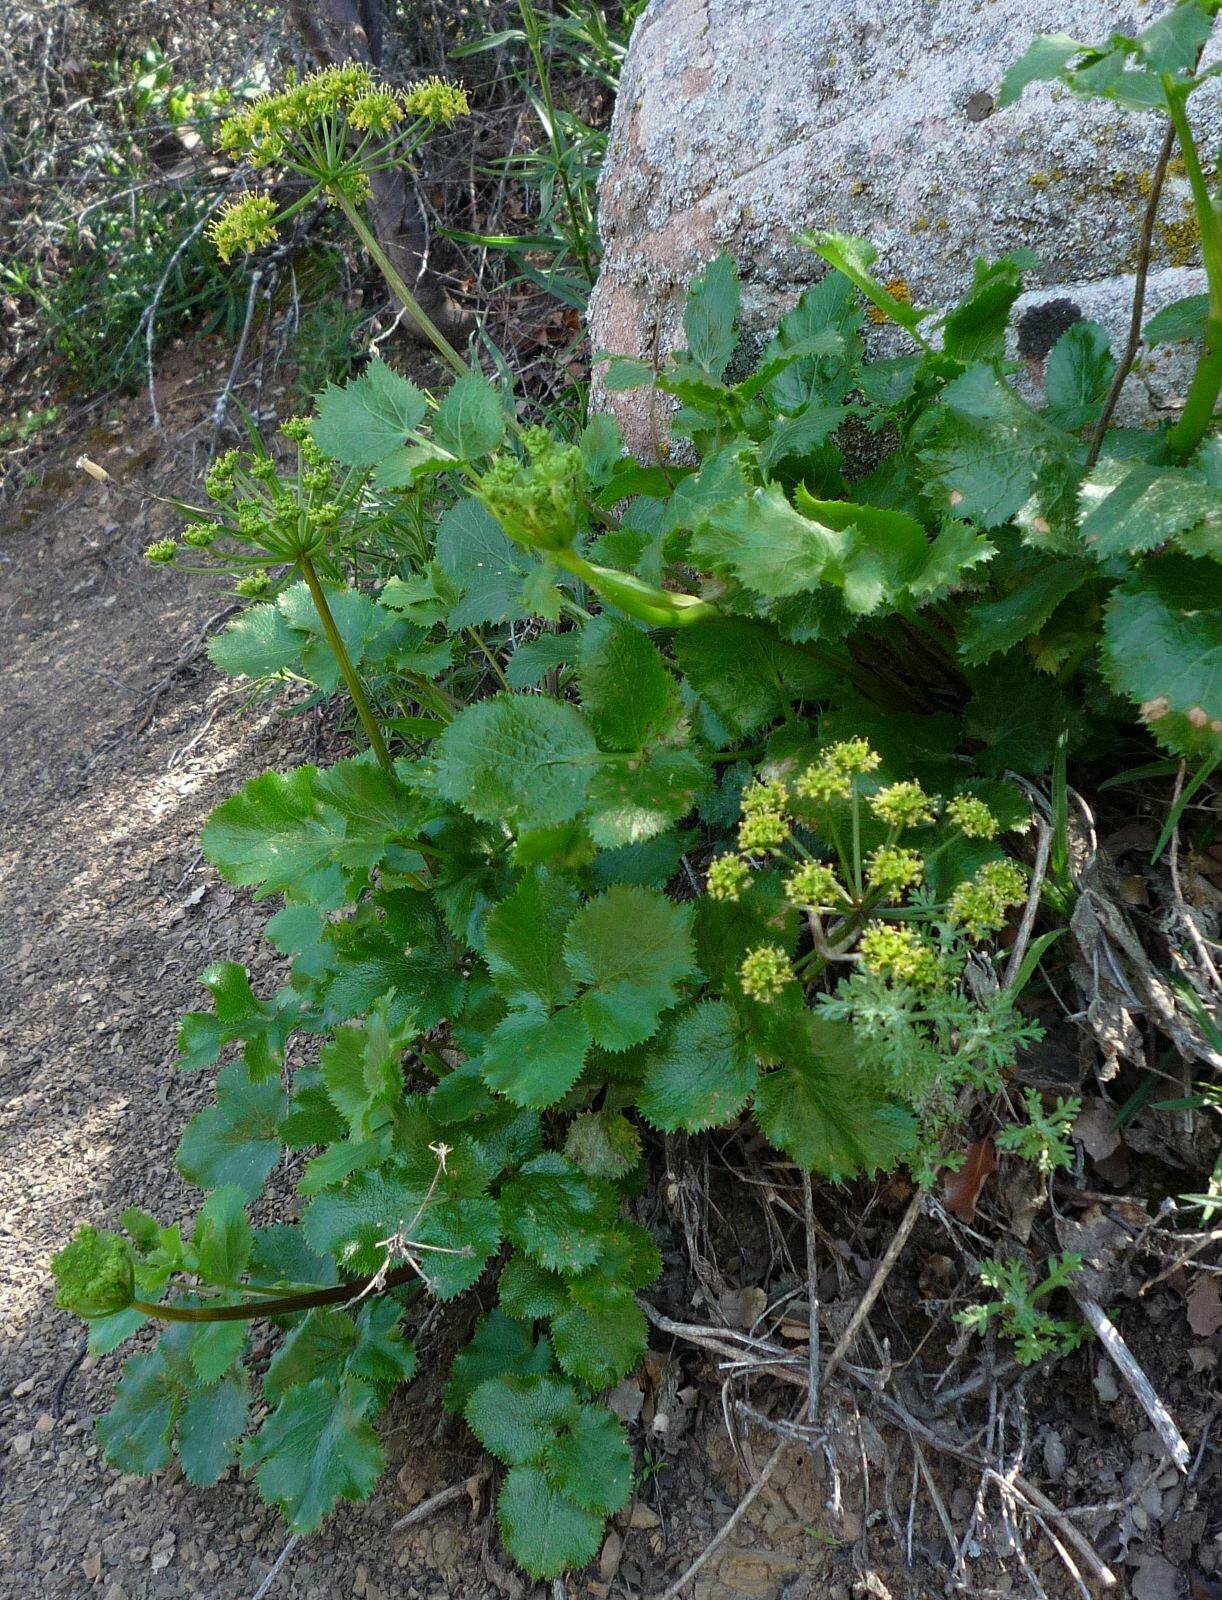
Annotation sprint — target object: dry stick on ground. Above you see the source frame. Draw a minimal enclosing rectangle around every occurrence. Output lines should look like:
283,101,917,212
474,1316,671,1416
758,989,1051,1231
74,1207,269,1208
820,1187,923,1392
643,1432,790,1600
1003,815,1053,992
801,1169,820,1419
1071,1294,1191,1472
250,1534,301,1600
1085,117,1177,470
391,1469,489,1531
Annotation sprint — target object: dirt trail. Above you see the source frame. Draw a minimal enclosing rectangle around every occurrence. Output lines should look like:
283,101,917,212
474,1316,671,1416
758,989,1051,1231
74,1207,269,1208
0,364,494,1600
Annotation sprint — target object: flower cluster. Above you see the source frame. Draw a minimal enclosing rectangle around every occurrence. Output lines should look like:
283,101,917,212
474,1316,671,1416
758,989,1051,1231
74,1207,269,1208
858,922,941,986
219,64,387,162
869,779,935,829
737,779,790,854
866,845,924,903
784,860,844,909
144,538,178,564
947,794,1001,839
795,738,881,803
947,859,1029,940
208,193,279,264
403,75,471,126
478,428,584,552
740,944,795,1002
706,853,751,902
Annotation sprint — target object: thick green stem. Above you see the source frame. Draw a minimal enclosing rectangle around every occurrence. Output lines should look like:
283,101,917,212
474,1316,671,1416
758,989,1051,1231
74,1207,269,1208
299,556,394,773
1163,85,1222,462
131,1270,424,1324
334,192,471,381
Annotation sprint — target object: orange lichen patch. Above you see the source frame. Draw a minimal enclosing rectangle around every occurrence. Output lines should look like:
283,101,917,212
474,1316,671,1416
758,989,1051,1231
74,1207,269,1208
867,277,913,325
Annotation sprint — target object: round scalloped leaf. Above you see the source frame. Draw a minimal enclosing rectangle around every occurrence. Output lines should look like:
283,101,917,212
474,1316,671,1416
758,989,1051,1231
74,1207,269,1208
544,1406,633,1515
464,1374,581,1466
638,1000,757,1133
1102,555,1222,760
496,1464,604,1580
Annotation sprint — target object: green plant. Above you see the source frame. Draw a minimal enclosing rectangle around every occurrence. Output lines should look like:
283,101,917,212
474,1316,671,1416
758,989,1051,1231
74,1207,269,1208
51,4,1222,1581
958,1253,1089,1365
996,1088,1080,1174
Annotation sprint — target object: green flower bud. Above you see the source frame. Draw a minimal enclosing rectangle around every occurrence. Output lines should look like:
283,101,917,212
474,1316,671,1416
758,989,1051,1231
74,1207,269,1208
868,780,935,830
706,853,751,902
858,922,941,986
947,794,1001,840
740,944,795,1002
865,845,925,903
235,568,272,598
52,1225,136,1319
946,859,1029,940
181,524,218,549
207,192,279,264
785,861,845,909
144,538,178,564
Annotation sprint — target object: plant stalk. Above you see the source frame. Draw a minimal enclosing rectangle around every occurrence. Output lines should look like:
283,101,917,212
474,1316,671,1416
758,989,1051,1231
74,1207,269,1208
131,1269,424,1324
1163,84,1222,462
299,555,394,773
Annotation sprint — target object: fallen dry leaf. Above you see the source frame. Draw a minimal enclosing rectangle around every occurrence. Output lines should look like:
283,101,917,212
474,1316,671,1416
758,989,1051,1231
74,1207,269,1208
1073,1097,1123,1162
943,1140,997,1222
1186,1275,1222,1338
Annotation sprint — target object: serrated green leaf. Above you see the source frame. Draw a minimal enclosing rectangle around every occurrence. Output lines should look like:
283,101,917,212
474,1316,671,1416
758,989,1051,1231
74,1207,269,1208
302,1161,500,1298
958,558,1093,665
243,1376,384,1534
281,1072,348,1148
1103,555,1222,759
963,670,1076,775
264,1302,416,1403
806,231,934,334
319,1001,408,1137
918,365,1061,529
1044,321,1115,432
312,360,427,466
484,869,580,1008
481,1004,591,1108
97,1347,180,1473
465,1374,581,1465
682,252,739,379
752,1015,917,1180
203,767,344,907
500,1155,619,1271
497,1464,604,1580
600,355,655,390
444,1309,553,1413
187,1184,252,1283
639,1000,758,1132
176,960,294,1078
695,486,845,599
544,1406,633,1514
433,372,506,459
1143,294,1210,347
432,694,598,832
550,1295,647,1390
565,886,694,1051
1133,1,1214,76
180,1368,249,1486
188,1317,247,1385
675,616,835,735
997,33,1087,106
249,1224,338,1290
586,746,706,849
499,1255,569,1320
436,499,532,629
941,257,1027,364
208,603,302,679
578,615,681,751
176,1062,287,1201
1080,461,1222,559
758,404,849,474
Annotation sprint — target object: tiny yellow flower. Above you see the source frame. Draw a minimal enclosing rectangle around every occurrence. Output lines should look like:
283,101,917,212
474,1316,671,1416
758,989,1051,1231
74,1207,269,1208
947,794,1001,840
784,861,845,909
947,859,1029,940
404,76,470,126
858,922,940,985
207,193,279,264
865,846,924,903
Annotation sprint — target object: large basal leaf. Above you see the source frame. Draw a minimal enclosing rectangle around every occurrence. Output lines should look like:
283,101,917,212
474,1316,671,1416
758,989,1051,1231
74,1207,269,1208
1080,460,1222,559
179,1368,250,1487
577,615,682,751
243,1376,385,1533
177,960,296,1078
436,499,533,628
444,1309,553,1414
497,1464,604,1581
958,558,1093,665
97,1347,180,1474
941,256,1027,364
483,868,580,1009
176,1061,287,1201
682,252,739,379
585,747,706,850
564,885,695,1051
675,616,836,735
549,1294,647,1390
480,1003,591,1109
203,767,346,907
752,1014,917,1181
312,359,427,466
1103,554,1222,759
186,1184,252,1283
264,1302,416,1404
1043,321,1115,432
465,1374,581,1466
431,694,598,832
638,999,758,1132
543,1405,633,1516
499,1155,619,1272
